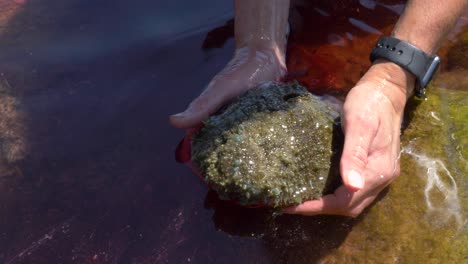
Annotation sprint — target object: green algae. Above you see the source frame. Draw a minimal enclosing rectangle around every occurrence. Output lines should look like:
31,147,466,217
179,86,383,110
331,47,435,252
192,78,467,263
192,82,342,207
206,84,468,263
198,22,468,264
318,85,468,263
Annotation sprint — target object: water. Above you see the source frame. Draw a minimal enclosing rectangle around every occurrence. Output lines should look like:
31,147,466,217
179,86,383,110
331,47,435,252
0,0,466,263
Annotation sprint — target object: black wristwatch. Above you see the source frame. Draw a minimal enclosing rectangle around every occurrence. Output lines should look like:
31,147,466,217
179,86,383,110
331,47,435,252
370,36,440,97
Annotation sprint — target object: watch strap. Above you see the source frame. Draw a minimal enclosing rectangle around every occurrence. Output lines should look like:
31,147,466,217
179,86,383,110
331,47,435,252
370,36,440,97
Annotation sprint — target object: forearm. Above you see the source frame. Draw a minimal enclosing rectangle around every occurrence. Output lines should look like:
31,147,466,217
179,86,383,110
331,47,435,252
234,0,290,54
363,0,467,108
393,0,468,54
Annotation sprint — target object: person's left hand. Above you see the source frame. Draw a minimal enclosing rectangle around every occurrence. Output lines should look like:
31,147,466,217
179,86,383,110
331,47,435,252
285,61,414,217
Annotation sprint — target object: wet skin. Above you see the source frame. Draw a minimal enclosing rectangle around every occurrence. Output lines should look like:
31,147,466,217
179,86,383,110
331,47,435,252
171,0,466,217
0,0,467,263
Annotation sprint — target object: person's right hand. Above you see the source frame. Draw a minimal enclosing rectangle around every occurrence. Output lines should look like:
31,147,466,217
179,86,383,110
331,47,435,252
169,45,287,129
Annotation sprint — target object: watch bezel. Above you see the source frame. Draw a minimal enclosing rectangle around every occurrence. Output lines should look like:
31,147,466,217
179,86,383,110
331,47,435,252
420,56,440,88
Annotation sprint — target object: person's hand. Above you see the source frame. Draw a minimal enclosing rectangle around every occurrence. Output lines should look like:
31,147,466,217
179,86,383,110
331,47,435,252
285,61,414,217
170,45,286,128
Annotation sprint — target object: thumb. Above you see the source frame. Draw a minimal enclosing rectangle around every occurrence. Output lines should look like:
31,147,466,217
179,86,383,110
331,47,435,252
340,117,376,191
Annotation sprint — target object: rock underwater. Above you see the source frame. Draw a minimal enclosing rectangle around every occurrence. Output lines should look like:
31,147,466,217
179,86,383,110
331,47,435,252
191,82,343,208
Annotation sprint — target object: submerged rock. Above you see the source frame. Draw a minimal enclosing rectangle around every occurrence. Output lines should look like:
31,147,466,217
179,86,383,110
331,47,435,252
191,82,342,207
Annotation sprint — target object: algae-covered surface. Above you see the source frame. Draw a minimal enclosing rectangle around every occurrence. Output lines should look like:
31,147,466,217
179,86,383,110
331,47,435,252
192,82,342,207
192,79,467,262
316,86,468,263
206,84,468,263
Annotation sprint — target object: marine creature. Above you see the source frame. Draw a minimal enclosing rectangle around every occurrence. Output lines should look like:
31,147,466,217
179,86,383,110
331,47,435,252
190,82,343,207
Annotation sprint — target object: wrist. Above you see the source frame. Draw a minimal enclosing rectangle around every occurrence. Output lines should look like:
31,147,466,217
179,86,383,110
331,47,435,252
235,42,287,69
357,59,415,113
391,30,437,55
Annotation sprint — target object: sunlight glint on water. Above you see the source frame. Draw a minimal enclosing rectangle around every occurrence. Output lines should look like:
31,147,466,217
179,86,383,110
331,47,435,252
402,146,464,231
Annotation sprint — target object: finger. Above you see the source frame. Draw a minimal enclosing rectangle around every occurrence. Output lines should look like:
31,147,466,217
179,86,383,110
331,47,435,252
169,49,251,129
284,183,381,217
347,193,378,217
169,80,234,128
170,46,287,129
283,199,326,216
169,98,215,129
340,112,378,191
283,190,352,216
283,195,347,216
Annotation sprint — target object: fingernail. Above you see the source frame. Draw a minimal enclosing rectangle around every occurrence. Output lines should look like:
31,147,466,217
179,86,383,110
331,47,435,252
171,112,187,118
347,170,364,190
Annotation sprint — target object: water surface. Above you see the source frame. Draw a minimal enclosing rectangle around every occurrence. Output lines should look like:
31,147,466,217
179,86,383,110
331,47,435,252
0,0,466,263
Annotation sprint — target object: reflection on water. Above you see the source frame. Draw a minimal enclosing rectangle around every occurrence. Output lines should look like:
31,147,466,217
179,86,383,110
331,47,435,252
0,0,466,263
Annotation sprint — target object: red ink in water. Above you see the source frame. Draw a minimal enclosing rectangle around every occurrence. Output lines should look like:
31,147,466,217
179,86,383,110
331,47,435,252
13,0,26,5
286,1,402,94
175,126,202,164
3,0,465,262
175,136,191,163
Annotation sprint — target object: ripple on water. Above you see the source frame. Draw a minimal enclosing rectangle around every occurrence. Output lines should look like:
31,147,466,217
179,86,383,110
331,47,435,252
403,146,463,230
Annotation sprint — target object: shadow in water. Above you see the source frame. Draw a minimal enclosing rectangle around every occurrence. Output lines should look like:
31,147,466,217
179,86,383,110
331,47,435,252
205,187,390,263
205,190,355,262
